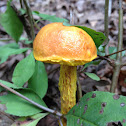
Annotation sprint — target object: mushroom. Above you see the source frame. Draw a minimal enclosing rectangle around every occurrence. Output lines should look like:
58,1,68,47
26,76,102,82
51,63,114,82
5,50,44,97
33,22,97,125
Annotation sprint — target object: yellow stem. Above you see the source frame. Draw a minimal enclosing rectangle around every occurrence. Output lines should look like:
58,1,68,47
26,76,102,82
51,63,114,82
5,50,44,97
58,65,77,126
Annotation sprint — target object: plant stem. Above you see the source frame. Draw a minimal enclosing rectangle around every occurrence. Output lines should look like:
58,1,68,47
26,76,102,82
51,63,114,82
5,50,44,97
19,0,23,8
0,38,12,41
23,0,35,40
0,82,64,118
94,48,126,67
110,0,123,93
77,75,82,100
33,19,41,30
108,0,112,16
70,8,74,25
96,55,115,67
104,48,126,57
0,110,15,122
104,0,109,55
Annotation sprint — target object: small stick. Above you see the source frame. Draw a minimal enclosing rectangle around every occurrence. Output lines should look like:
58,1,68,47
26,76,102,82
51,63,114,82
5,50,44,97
104,48,126,57
0,110,15,122
59,117,63,126
97,55,115,67
110,0,123,93
108,0,112,16
23,0,35,40
0,82,64,118
77,75,82,99
70,8,74,25
104,0,109,55
0,38,12,41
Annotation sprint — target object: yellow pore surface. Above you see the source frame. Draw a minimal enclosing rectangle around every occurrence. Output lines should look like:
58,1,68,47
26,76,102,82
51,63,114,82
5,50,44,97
33,22,97,66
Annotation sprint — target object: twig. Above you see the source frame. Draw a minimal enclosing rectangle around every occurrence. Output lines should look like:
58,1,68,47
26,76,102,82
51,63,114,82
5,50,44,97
33,19,41,30
0,38,12,41
110,0,123,93
96,55,115,67
94,48,126,67
104,0,109,55
108,0,112,16
70,8,74,25
104,48,126,57
0,82,64,118
19,0,23,8
59,117,63,126
23,0,35,40
0,110,15,122
77,75,82,100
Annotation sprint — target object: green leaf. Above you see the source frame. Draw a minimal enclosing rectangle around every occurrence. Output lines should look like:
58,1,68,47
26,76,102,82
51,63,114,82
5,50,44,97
12,113,48,126
0,79,20,92
0,88,46,116
25,40,33,44
84,72,100,81
122,50,126,57
83,60,101,70
66,91,126,126
108,47,117,59
19,8,26,15
0,79,20,89
98,45,106,52
0,44,29,64
0,2,23,42
32,11,69,23
0,43,29,64
19,37,33,44
0,43,19,49
63,22,71,26
97,51,105,56
12,53,35,87
0,47,29,58
19,37,28,41
75,26,106,48
109,47,116,54
28,61,48,98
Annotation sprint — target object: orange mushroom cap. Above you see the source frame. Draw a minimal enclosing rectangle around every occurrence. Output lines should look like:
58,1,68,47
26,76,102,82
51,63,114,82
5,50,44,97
33,22,97,66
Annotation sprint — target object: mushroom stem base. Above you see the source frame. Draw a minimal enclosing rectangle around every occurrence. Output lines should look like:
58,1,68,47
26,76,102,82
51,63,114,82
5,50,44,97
58,65,77,125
